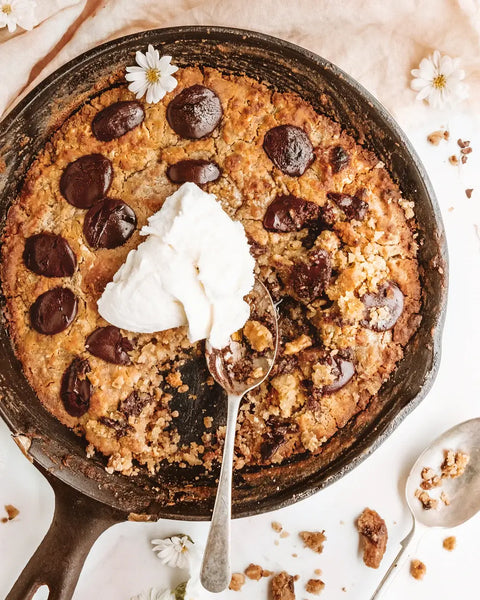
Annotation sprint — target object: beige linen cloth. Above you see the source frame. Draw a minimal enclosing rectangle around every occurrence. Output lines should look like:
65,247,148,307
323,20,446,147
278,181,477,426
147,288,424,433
0,0,479,126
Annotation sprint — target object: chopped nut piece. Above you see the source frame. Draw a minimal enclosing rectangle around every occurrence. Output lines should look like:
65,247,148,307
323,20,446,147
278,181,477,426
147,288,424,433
443,536,456,551
271,571,296,600
415,488,439,510
299,530,326,553
457,138,470,148
305,579,325,595
3,505,19,522
284,334,312,355
461,147,473,155
272,521,283,533
440,491,450,506
461,154,468,164
229,573,246,591
465,188,474,198
427,130,447,145
449,155,459,166
410,559,426,580
243,320,274,352
441,449,469,478
444,131,450,140
245,564,266,580
356,508,388,569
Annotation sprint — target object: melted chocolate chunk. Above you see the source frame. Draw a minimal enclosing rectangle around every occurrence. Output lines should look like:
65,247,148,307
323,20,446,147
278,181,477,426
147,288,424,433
23,233,76,277
118,391,150,418
330,145,350,173
83,198,136,249
166,85,222,139
263,124,314,176
320,355,355,394
99,416,134,438
263,195,320,232
60,358,91,417
361,281,404,331
92,101,145,142
327,191,369,221
60,154,113,209
289,249,332,304
166,159,221,184
30,287,78,335
260,416,296,461
85,326,133,365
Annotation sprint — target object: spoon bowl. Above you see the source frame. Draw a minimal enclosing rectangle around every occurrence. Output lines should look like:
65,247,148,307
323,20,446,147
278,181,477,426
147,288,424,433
200,278,278,592
372,417,480,599
405,417,480,528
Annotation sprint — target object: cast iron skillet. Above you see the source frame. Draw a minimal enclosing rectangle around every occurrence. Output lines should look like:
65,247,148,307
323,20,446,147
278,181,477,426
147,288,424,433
0,26,447,600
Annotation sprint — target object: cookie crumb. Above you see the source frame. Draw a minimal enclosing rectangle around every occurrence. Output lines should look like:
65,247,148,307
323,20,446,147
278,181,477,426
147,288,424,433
292,553,298,557
243,319,274,352
440,491,450,506
410,559,426,580
441,449,469,478
449,155,459,166
280,531,290,539
244,563,272,580
272,521,283,533
299,531,326,554
271,571,296,600
305,579,325,595
229,573,246,591
3,505,19,522
465,189,474,198
443,536,456,551
356,508,388,569
314,569,322,576
415,488,439,510
427,130,448,145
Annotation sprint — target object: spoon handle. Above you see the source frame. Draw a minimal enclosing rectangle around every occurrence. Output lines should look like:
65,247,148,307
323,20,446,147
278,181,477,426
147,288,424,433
370,519,417,600
200,392,242,593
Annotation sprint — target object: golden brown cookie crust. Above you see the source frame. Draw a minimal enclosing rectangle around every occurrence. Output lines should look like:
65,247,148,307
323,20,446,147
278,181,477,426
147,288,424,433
1,67,420,475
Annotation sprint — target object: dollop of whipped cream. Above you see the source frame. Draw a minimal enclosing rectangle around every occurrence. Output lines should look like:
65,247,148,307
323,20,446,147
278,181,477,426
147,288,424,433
97,182,255,349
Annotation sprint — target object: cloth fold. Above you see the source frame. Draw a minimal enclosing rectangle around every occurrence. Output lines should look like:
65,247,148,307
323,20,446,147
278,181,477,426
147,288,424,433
1,0,479,125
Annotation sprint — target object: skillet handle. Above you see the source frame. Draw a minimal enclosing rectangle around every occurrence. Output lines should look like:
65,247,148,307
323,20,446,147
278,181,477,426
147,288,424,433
6,468,125,600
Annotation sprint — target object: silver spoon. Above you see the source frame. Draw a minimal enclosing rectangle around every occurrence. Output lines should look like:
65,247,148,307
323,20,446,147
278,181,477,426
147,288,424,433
200,279,278,593
372,417,480,599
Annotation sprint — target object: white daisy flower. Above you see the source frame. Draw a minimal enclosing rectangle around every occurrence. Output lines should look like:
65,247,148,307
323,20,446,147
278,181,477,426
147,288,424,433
0,0,36,33
151,534,193,569
125,45,178,104
130,587,173,600
411,50,468,109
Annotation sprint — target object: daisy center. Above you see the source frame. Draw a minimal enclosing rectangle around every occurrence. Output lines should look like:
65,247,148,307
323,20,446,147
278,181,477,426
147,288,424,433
146,68,160,84
432,74,447,90
2,4,12,14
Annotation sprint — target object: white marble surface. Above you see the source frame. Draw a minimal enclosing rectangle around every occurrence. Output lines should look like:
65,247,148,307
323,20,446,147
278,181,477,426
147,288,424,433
1,107,479,600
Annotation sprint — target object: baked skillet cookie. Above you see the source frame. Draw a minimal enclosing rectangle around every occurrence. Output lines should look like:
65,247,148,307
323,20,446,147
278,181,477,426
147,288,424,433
1,66,421,475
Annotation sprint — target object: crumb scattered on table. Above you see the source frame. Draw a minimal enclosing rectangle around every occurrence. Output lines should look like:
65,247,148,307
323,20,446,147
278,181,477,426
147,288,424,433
271,571,297,600
229,573,246,591
2,505,19,523
356,508,388,569
443,536,456,551
449,155,459,166
465,188,474,198
272,521,283,533
314,569,322,576
305,579,325,595
244,563,272,580
280,531,290,539
427,130,449,145
410,559,426,580
299,531,326,554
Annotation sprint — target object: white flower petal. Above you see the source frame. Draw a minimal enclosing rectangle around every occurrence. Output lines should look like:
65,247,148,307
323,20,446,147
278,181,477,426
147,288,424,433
416,85,433,101
417,57,436,80
432,50,441,68
135,50,149,70
411,78,429,92
125,71,147,82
